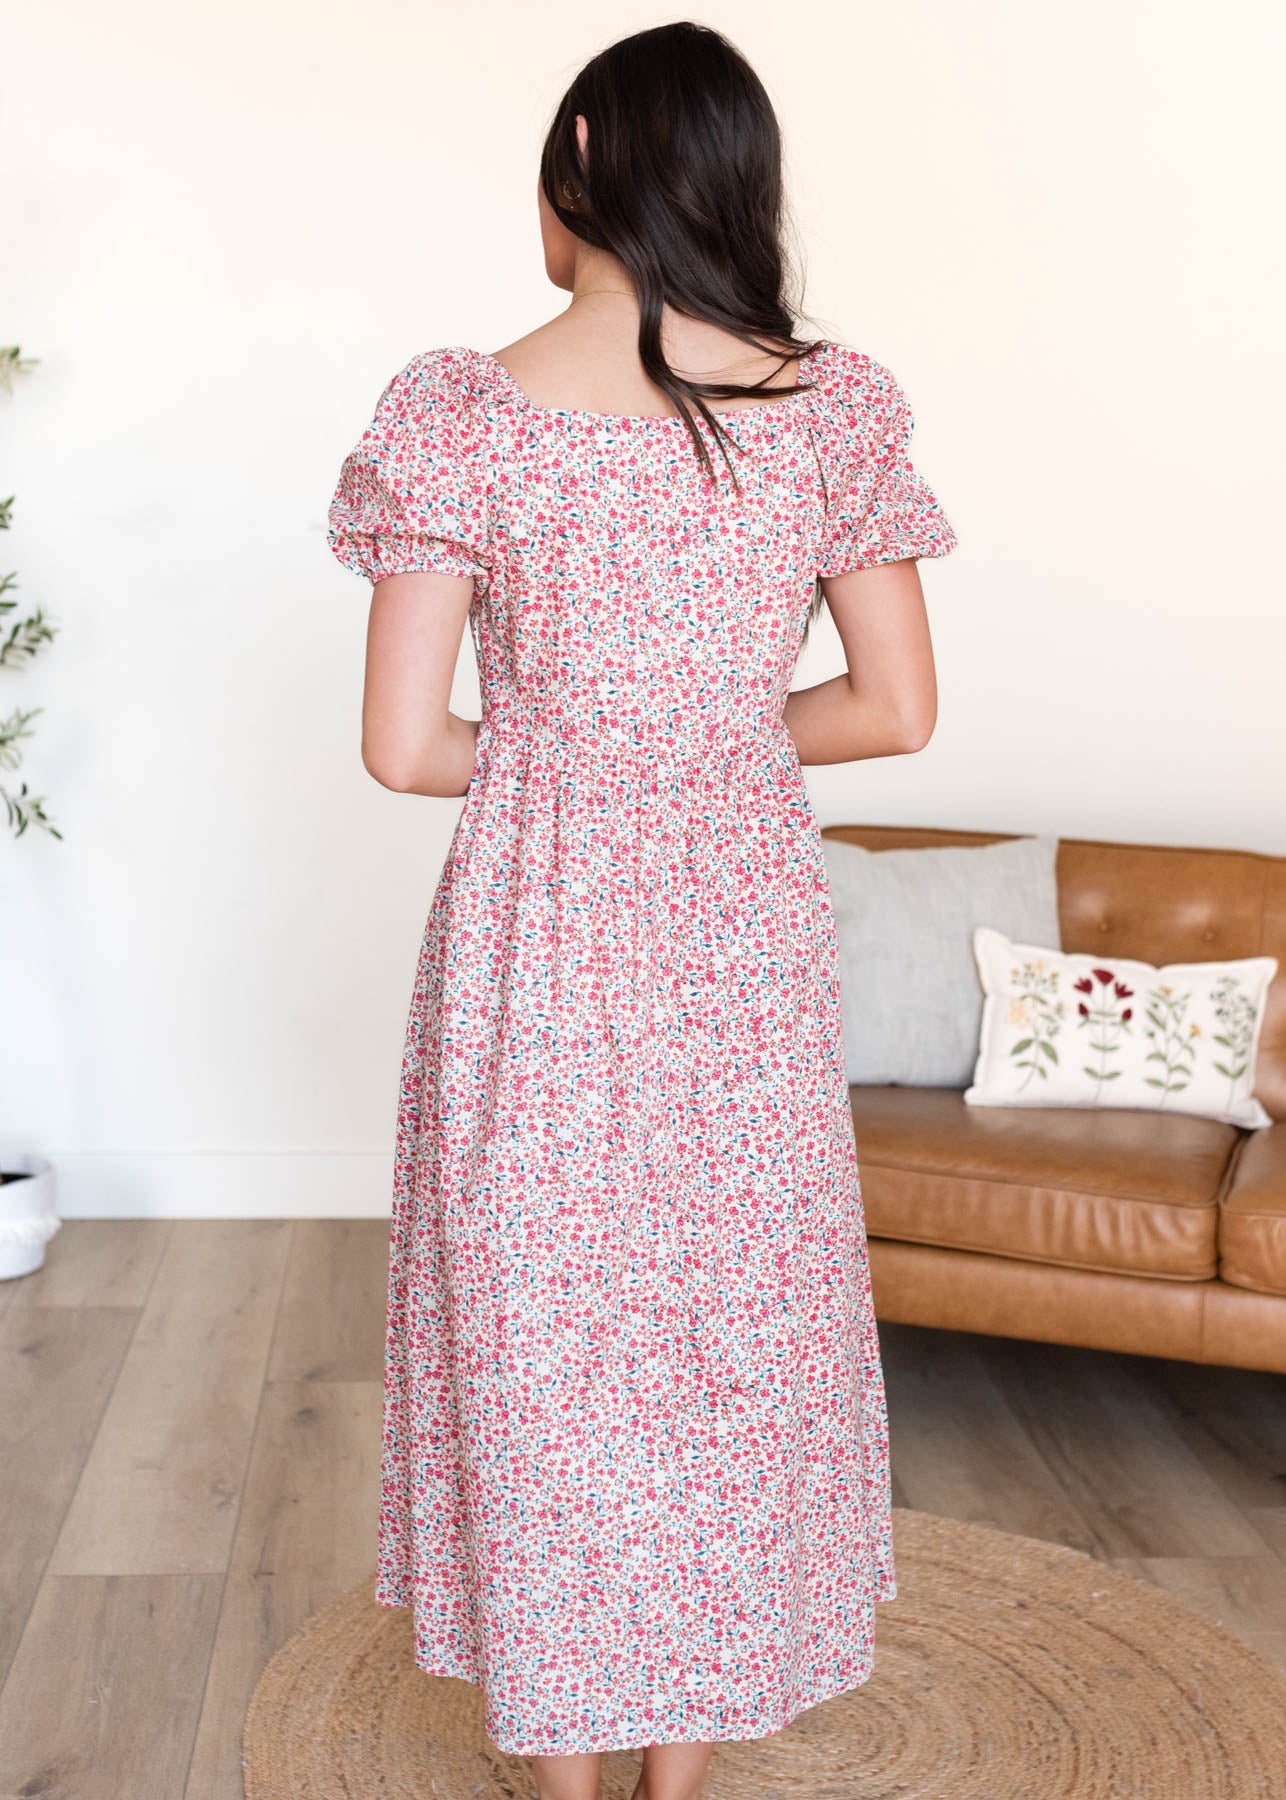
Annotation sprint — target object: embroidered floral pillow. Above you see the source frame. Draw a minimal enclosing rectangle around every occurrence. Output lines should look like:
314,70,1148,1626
964,927,1278,1129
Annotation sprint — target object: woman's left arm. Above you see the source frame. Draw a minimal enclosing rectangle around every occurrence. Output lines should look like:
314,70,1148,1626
783,557,939,765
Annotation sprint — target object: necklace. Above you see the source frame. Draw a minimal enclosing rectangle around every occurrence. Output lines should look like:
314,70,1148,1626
570,290,636,301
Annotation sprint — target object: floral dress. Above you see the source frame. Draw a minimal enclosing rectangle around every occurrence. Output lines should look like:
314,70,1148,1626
327,340,957,1757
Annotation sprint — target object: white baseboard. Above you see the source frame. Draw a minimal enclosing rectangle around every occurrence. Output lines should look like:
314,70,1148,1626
2,1151,396,1219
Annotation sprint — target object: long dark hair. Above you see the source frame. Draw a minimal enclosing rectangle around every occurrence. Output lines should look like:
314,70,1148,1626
540,21,825,484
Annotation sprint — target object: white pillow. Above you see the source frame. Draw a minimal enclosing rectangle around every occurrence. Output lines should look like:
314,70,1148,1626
964,926,1278,1129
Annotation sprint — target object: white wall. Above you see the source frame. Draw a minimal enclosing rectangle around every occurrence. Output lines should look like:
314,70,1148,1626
2,0,1282,1216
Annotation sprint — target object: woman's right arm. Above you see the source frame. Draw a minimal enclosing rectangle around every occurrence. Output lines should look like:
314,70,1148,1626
361,571,479,797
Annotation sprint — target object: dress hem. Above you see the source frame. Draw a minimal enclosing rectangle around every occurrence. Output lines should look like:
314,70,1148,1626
376,1582,898,1758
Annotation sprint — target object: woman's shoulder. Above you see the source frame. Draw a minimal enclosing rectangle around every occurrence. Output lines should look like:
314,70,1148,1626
373,344,500,411
802,339,920,463
353,347,515,467
804,340,910,416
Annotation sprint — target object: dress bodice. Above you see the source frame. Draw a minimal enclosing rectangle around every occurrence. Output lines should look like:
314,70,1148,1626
328,341,957,754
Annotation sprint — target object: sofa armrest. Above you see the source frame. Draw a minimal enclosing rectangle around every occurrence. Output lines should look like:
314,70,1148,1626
1220,1122,1286,1297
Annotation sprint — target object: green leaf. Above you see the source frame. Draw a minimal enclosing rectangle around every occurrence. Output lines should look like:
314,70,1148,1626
1010,1037,1034,1055
1,775,59,840
1040,1039,1058,1062
1099,1068,1122,1080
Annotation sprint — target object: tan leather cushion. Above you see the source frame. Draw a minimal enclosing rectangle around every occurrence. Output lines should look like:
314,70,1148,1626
851,1086,1239,1281
867,1238,1286,1374
1221,1122,1286,1297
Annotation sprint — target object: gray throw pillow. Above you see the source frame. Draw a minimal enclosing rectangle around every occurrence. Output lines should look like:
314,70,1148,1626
820,834,1062,1088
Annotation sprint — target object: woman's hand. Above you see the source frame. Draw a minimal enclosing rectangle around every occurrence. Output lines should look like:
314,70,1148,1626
783,557,938,765
360,570,480,796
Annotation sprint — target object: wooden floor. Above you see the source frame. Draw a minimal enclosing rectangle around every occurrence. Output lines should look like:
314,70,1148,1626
0,1219,1283,1798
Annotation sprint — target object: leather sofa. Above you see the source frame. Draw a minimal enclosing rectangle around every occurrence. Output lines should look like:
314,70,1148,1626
824,824,1286,1375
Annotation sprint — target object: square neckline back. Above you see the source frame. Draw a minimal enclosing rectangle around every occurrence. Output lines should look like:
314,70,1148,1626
474,342,828,427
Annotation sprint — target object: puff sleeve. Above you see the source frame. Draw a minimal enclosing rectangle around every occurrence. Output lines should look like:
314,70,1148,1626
817,354,958,578
327,347,492,589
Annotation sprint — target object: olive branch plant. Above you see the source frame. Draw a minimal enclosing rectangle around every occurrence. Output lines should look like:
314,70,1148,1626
1,345,61,839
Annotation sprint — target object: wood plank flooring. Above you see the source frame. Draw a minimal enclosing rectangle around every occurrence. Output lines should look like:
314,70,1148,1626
0,1219,1282,1798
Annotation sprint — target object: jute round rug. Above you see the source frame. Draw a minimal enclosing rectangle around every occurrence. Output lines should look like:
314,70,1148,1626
243,1508,1286,1798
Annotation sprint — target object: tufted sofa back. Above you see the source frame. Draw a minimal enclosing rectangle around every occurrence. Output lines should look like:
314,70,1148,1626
821,824,1286,1123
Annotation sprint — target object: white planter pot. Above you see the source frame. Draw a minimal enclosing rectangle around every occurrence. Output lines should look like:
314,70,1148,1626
0,1155,60,1279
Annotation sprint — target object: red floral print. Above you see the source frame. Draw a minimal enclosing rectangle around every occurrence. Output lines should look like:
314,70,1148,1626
327,341,958,1756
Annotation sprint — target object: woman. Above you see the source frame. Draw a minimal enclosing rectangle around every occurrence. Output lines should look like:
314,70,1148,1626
328,21,957,1800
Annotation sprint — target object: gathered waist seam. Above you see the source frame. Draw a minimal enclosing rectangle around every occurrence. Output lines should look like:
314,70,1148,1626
468,712,802,790
481,711,790,747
